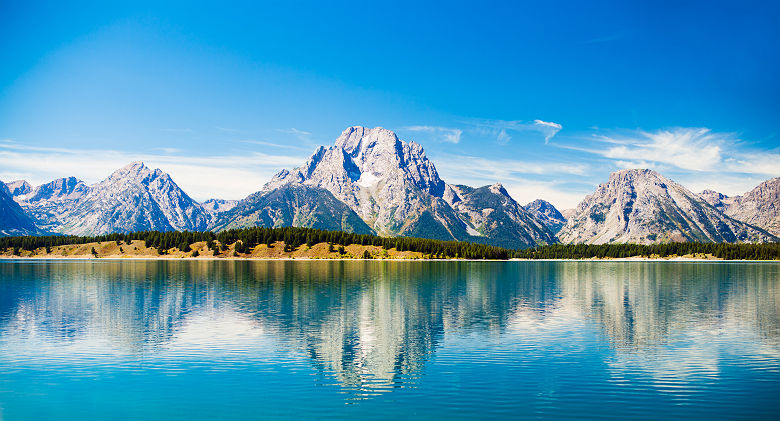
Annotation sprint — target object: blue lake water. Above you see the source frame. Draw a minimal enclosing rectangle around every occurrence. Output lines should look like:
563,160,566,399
0,260,778,420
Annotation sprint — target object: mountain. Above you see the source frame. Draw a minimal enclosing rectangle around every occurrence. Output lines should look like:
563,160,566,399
10,177,91,231
201,198,238,214
698,189,738,212
56,162,211,235
716,178,780,237
0,182,39,236
257,126,556,248
211,184,374,234
4,180,33,198
558,169,776,244
525,199,567,234
448,184,557,248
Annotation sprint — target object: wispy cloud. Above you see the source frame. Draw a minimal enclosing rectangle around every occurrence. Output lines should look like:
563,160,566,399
433,154,591,209
533,120,563,143
0,142,308,201
566,127,780,196
240,139,313,151
404,126,463,144
466,118,563,144
597,128,723,172
276,128,312,141
216,126,240,133
152,147,182,154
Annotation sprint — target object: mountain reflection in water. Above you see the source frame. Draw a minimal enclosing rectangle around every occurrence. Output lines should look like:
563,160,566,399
0,260,778,417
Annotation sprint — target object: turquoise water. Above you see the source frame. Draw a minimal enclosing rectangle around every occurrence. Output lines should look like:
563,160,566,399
0,260,778,420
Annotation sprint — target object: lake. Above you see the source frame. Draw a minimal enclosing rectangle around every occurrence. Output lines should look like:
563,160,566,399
0,260,778,420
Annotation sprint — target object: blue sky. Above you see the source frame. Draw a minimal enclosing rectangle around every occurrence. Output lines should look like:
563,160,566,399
1,0,778,208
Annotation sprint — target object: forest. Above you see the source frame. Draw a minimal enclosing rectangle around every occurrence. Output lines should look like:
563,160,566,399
1,227,778,260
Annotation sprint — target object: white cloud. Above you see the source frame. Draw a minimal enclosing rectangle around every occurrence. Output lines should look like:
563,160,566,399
404,126,463,144
0,142,308,201
533,120,563,143
599,128,723,172
587,127,780,178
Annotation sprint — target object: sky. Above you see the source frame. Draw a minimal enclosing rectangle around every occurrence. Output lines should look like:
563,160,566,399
0,0,778,209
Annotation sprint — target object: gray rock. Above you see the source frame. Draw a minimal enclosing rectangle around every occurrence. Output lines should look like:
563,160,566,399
558,169,776,244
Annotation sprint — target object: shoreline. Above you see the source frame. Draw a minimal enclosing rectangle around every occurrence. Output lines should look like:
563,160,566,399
0,256,776,263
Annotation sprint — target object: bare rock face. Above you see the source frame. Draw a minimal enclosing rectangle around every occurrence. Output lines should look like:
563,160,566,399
57,162,211,235
9,177,91,232
4,180,33,198
201,198,239,214
720,178,780,237
558,169,776,244
0,181,39,236
525,199,567,234
698,189,738,213
447,184,557,248
259,126,556,248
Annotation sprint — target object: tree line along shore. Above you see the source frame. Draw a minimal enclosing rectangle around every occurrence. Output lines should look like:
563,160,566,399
0,227,778,261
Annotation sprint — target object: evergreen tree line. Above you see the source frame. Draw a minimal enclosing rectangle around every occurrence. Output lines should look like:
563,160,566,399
0,227,511,259
515,242,780,260
2,228,778,260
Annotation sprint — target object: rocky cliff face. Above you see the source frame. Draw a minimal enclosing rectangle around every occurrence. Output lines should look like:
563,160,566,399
0,182,39,236
56,162,211,235
713,178,780,237
258,126,556,248
9,177,91,231
4,180,33,198
558,169,776,244
201,198,239,214
447,184,557,248
524,199,567,234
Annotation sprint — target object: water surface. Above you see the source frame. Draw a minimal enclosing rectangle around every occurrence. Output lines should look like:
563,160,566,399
0,260,778,419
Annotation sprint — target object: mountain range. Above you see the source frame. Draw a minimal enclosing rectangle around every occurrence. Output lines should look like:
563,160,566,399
1,126,778,247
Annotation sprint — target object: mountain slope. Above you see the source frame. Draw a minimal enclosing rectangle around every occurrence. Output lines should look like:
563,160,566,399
4,180,33,198
0,182,39,236
202,198,238,214
448,184,557,248
524,199,567,234
11,177,91,232
720,178,780,237
211,184,374,234
58,162,210,235
558,169,776,244
260,126,555,248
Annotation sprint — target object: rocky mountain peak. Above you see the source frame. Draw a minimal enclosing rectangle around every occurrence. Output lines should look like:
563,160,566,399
5,180,33,197
108,161,151,182
720,177,780,236
559,169,775,244
335,126,399,155
28,177,90,203
489,183,509,196
525,199,567,234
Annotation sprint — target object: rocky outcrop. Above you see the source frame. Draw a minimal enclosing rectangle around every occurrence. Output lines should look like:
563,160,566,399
559,169,776,244
0,182,39,236
201,198,239,214
715,178,780,237
525,199,567,234
4,180,33,198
